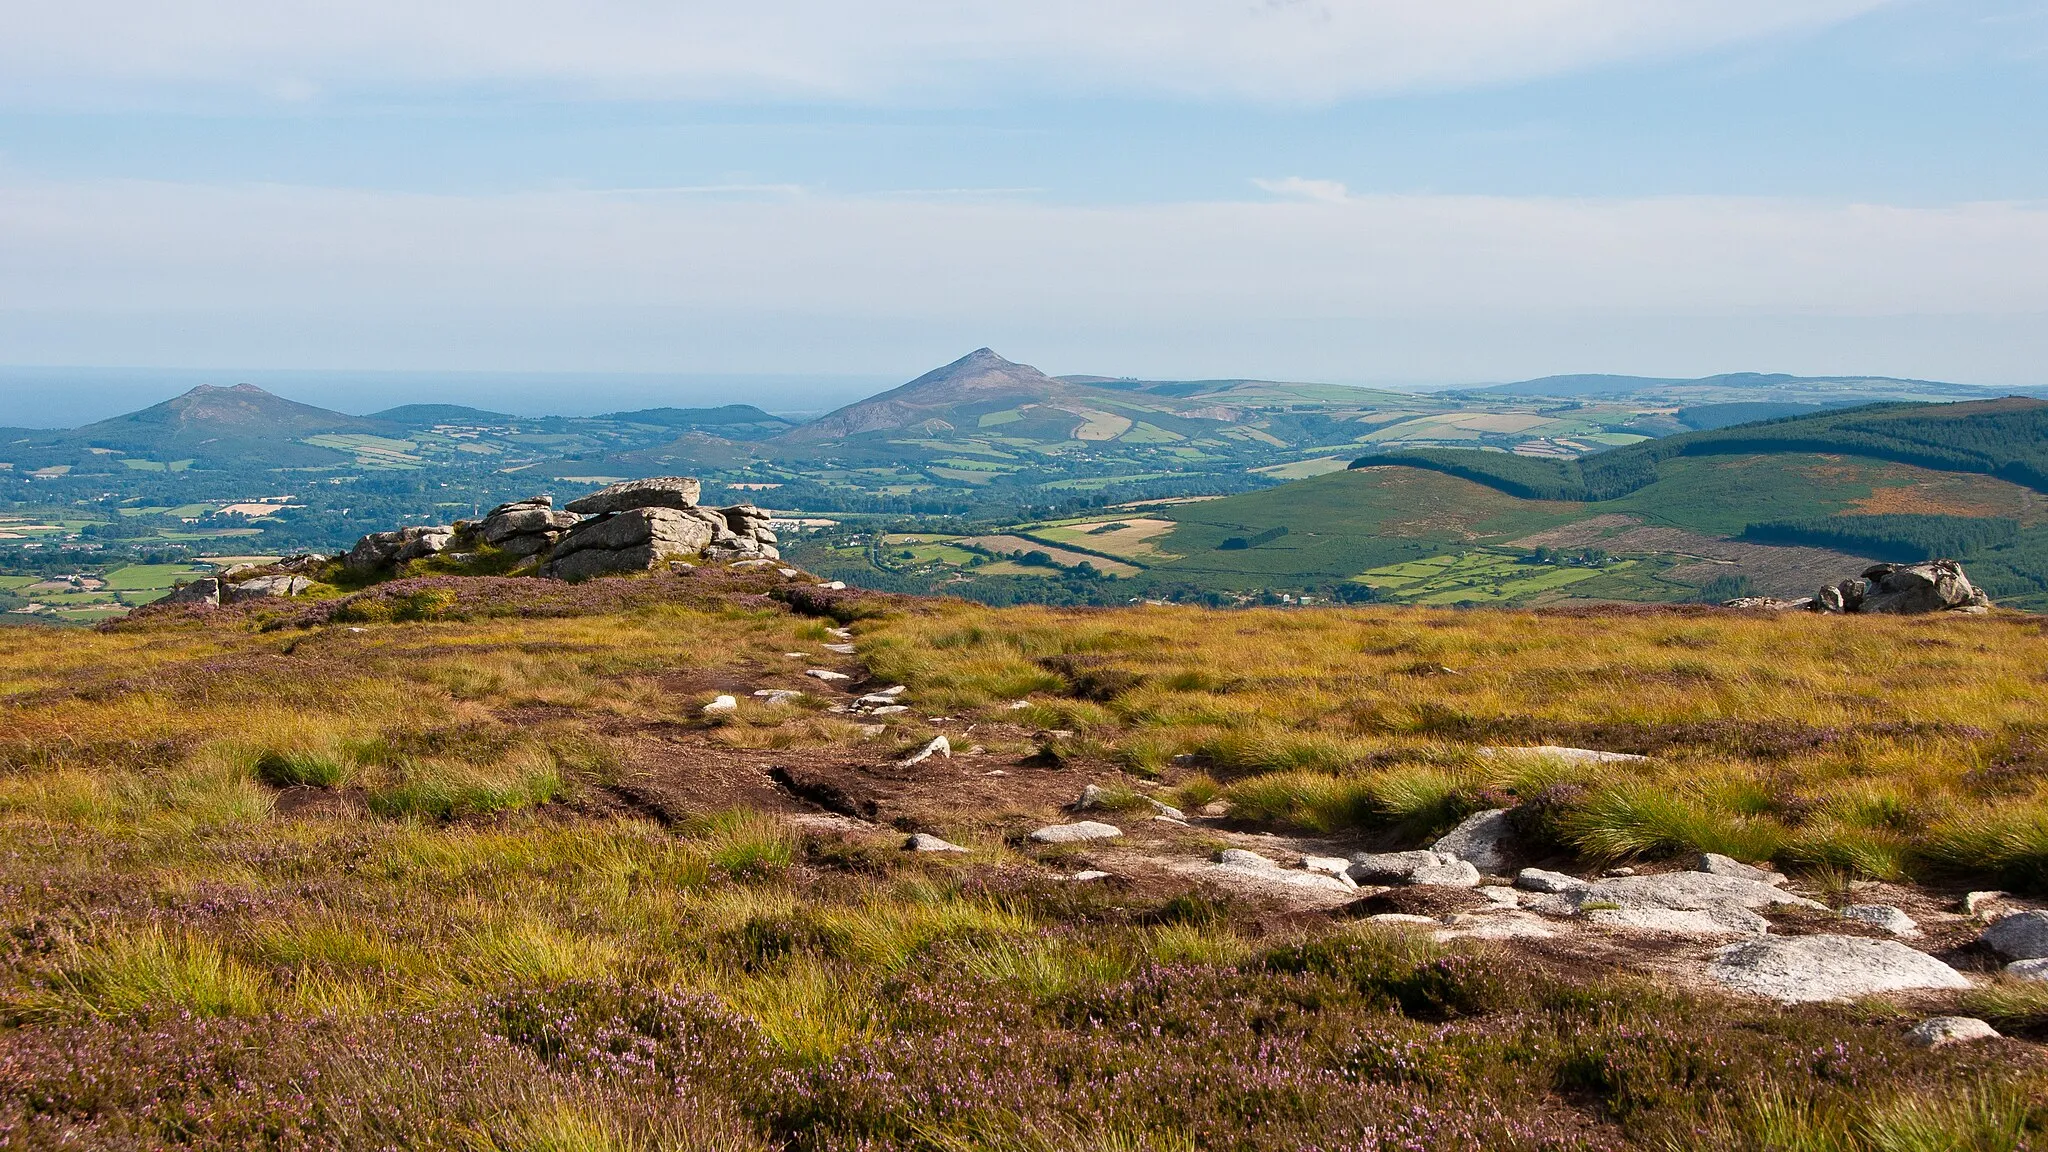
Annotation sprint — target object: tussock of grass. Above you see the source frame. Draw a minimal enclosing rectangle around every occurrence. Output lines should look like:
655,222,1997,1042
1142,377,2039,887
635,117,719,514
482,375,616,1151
688,809,797,880
1558,782,1787,864
367,752,566,820
454,917,623,987
1220,763,1482,836
722,964,881,1064
1924,810,2048,890
1961,979,2048,1032
256,748,353,788
11,927,266,1022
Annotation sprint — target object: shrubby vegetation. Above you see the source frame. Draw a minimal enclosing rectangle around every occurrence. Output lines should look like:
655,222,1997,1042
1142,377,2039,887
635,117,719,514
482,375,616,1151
2,576,2044,1147
1362,397,2048,501
1741,514,2023,560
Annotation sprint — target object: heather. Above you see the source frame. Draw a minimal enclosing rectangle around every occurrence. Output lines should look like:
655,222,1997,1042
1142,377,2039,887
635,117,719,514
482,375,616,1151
0,569,2044,1149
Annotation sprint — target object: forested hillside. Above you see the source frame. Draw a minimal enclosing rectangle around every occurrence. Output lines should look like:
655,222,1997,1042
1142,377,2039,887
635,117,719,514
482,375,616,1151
1363,398,2048,501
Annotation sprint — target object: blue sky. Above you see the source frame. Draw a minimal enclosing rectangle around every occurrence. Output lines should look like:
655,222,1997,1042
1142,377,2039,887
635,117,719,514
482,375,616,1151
0,0,2044,422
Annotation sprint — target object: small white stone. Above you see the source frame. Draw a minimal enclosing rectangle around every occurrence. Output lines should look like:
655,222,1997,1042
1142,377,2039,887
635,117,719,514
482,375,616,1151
899,735,951,767
867,705,910,715
875,685,907,696
1007,700,1032,710
1480,886,1521,909
1964,890,2010,917
702,694,738,715
805,669,852,681
823,643,857,654
1516,868,1590,894
1904,1017,2000,1049
816,580,847,590
904,832,968,853
777,568,799,577
1069,870,1113,881
1302,856,1352,878
1841,904,1920,937
1029,821,1123,844
1215,848,1277,869
2005,958,2048,981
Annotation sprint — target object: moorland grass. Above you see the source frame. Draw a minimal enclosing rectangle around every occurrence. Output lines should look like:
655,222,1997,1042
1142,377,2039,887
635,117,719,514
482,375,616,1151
1,583,2045,1147
870,601,2048,883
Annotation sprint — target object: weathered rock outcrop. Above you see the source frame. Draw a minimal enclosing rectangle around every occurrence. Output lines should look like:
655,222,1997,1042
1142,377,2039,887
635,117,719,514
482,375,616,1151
1431,809,1516,874
474,496,579,557
158,577,222,607
563,476,703,516
1855,560,1990,614
344,525,455,572
339,477,784,581
1732,559,1990,614
536,481,782,579
223,574,313,603
1348,850,1481,888
540,507,717,582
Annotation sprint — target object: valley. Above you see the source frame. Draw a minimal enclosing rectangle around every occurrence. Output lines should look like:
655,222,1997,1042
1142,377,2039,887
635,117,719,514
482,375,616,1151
7,351,2047,620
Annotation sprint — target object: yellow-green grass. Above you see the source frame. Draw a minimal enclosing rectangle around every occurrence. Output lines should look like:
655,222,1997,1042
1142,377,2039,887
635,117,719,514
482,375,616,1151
865,600,2048,883
1,589,2045,1147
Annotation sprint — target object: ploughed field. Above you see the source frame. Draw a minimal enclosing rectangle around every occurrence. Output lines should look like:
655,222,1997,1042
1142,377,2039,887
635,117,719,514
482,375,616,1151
2,569,2047,1150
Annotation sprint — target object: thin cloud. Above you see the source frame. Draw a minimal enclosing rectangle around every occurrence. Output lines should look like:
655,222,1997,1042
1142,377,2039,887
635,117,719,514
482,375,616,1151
3,179,2043,322
1254,177,1353,202
0,1,1901,106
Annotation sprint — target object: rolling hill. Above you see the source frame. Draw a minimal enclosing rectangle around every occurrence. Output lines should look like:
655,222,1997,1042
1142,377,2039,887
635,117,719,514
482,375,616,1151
1471,371,1992,403
1094,397,2048,608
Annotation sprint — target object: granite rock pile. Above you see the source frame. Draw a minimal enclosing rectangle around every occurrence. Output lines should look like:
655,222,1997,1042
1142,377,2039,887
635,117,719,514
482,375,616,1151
339,476,781,582
1725,559,1991,615
160,553,331,608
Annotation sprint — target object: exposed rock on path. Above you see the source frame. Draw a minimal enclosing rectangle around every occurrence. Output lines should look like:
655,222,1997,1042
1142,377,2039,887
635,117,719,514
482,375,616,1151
1981,910,2048,960
1708,935,1969,1003
1028,821,1122,844
1430,809,1516,874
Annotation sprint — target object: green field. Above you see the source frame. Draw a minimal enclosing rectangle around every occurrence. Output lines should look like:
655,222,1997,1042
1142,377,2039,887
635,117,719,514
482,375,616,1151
1359,551,1624,604
103,562,215,595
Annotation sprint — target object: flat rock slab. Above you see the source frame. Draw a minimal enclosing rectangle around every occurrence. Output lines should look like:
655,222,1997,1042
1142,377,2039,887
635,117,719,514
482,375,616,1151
1207,862,1355,896
1434,912,1556,942
1517,868,1590,894
1028,821,1122,844
1709,935,1969,1003
1981,910,2048,960
564,476,702,515
1478,745,1648,764
1695,852,1786,886
1585,905,1768,939
1574,872,1824,914
1841,904,1920,937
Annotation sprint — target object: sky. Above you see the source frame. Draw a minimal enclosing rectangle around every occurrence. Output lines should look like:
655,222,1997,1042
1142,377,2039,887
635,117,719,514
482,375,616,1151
0,0,2045,423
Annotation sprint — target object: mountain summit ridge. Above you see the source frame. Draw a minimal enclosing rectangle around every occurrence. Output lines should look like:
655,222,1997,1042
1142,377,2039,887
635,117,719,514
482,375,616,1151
774,348,1078,443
